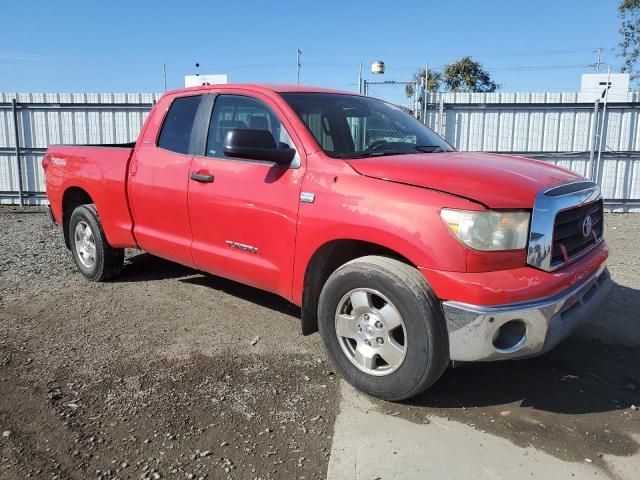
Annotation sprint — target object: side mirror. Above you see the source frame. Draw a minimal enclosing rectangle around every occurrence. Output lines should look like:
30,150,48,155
223,129,295,165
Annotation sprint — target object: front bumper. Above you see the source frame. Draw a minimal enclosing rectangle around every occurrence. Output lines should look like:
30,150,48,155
442,263,612,362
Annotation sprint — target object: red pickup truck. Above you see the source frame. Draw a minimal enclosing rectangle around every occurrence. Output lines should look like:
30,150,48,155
43,84,611,400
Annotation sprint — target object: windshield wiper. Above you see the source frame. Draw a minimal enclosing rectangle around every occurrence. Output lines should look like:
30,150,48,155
335,146,448,159
414,145,445,153
334,151,412,159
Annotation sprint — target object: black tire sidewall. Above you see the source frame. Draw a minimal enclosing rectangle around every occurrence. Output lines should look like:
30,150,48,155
318,261,446,400
69,206,105,281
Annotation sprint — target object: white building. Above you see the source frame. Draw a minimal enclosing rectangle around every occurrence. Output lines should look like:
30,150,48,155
184,74,228,88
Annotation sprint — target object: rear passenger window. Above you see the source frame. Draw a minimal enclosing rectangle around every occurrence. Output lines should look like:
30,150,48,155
157,95,202,154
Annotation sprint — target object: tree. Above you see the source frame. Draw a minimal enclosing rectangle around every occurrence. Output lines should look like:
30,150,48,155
443,56,498,93
405,68,442,97
619,0,640,81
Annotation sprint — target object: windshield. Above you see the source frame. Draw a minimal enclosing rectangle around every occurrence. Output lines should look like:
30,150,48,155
280,92,453,159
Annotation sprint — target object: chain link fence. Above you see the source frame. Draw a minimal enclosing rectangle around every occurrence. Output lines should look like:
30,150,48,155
363,81,420,117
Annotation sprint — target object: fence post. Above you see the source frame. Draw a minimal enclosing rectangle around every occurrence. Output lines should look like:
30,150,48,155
438,96,445,137
422,63,428,124
588,99,600,180
11,98,24,207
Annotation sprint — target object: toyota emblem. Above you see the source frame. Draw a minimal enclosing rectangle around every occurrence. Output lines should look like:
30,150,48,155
582,215,593,238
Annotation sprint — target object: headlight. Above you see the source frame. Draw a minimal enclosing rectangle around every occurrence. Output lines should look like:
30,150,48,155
440,209,530,251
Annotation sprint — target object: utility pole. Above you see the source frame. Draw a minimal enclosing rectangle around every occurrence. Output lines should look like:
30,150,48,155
358,62,363,94
595,65,612,183
423,62,429,123
162,64,167,92
297,49,302,84
592,48,603,72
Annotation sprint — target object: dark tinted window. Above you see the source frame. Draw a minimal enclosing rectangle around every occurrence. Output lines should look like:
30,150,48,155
206,95,291,159
157,95,202,154
281,92,452,159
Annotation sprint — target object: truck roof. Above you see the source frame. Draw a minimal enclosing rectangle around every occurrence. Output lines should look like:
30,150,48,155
165,83,356,97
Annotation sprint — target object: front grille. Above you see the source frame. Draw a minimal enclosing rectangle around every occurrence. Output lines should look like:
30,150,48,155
551,200,603,267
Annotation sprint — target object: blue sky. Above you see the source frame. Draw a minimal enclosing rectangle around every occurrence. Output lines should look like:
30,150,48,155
0,0,622,93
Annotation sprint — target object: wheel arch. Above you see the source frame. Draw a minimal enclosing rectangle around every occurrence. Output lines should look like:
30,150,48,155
61,186,94,249
300,239,417,336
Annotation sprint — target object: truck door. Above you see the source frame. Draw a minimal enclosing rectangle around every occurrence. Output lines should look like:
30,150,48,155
187,92,305,298
128,93,205,266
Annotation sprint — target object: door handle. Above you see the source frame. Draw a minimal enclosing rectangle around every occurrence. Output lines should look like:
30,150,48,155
190,171,214,183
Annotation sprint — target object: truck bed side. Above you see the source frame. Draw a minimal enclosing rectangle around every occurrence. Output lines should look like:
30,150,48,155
43,144,137,248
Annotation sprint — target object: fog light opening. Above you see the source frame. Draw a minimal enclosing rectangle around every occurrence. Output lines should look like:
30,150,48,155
493,320,527,352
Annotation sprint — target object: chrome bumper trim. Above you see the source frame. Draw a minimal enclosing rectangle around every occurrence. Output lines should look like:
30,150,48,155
442,263,611,362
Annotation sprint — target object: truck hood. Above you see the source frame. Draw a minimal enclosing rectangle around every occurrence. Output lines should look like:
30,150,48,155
346,151,580,209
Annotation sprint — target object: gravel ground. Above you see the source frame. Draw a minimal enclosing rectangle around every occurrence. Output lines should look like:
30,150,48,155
1,207,639,479
0,207,338,480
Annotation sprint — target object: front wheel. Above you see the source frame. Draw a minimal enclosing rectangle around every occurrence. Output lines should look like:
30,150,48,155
68,204,124,282
318,256,449,401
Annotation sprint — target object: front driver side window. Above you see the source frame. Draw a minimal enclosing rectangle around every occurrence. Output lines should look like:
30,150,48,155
206,95,298,166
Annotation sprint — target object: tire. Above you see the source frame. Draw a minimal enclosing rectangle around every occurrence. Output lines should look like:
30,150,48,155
318,255,449,401
68,204,124,282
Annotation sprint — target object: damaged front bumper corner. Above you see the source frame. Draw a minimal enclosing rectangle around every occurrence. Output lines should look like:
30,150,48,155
442,263,612,362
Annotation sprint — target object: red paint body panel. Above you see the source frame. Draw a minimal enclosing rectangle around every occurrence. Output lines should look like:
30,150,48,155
346,152,580,209
289,152,482,305
188,158,303,297
43,145,136,247
187,88,306,298
43,84,608,313
127,94,196,266
420,242,608,306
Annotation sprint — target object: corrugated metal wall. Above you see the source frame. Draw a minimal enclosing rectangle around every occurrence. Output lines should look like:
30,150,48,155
424,91,640,153
0,91,639,208
0,93,160,204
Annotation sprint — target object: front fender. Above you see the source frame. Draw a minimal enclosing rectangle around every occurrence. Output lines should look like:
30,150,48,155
291,157,483,305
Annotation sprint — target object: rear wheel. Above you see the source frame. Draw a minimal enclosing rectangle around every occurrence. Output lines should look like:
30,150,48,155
318,255,449,401
68,204,124,281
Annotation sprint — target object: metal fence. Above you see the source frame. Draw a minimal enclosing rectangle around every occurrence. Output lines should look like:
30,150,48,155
0,92,160,205
363,81,419,113
1,91,639,210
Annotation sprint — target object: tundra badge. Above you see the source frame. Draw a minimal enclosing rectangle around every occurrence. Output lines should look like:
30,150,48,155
225,240,259,254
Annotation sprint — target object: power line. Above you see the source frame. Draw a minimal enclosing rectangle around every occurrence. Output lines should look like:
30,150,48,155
306,61,595,72
300,46,616,61
489,64,591,72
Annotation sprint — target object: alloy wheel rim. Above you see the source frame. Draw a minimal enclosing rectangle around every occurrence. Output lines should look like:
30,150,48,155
334,288,407,376
74,221,96,269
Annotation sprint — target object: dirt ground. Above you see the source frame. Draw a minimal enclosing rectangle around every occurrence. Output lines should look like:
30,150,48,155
1,207,639,479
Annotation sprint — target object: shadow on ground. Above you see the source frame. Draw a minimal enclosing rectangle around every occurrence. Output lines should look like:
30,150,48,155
580,282,640,347
118,252,300,318
410,336,640,415
407,281,640,417
117,252,195,281
120,254,639,416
